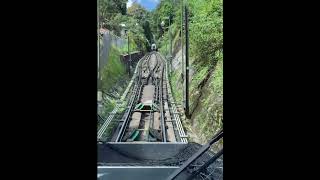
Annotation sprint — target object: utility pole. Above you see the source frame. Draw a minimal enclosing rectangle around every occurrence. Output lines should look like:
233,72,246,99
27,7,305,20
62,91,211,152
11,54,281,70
127,31,131,76
97,0,100,83
181,0,186,115
169,15,172,74
97,0,102,110
184,3,189,118
166,42,168,56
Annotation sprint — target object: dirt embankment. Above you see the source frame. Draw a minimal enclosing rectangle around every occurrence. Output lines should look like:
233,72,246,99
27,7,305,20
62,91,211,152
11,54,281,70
170,45,223,149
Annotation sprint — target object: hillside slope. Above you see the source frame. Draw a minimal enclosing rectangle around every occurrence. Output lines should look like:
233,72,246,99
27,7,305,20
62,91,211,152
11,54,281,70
169,46,223,148
156,0,223,149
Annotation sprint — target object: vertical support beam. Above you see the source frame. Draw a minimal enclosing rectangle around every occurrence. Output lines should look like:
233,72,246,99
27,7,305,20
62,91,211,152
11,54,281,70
166,43,168,57
128,33,131,76
184,4,189,117
97,0,101,112
181,0,185,111
97,0,100,84
169,16,172,74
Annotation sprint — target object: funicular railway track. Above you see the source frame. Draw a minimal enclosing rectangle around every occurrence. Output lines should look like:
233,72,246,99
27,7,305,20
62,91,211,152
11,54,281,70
111,52,177,142
98,52,223,180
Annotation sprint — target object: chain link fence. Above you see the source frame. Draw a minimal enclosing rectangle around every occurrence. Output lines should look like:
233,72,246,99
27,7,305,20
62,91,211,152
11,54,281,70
98,29,127,78
98,29,127,113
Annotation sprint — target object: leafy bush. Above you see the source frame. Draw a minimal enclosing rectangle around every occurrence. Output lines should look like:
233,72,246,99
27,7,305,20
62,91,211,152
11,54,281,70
188,0,223,67
154,0,223,68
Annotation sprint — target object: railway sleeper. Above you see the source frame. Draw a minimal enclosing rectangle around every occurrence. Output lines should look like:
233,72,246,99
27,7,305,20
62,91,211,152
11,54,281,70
122,128,137,142
149,128,163,141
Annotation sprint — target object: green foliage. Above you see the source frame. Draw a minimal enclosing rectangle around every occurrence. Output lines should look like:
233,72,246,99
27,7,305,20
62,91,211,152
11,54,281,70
99,0,152,52
143,21,154,45
152,0,223,67
99,0,127,23
156,0,174,22
105,13,126,36
152,0,223,143
212,52,223,95
158,32,169,55
127,2,148,21
100,46,127,91
150,0,179,41
192,66,209,89
188,0,223,67
170,69,183,103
